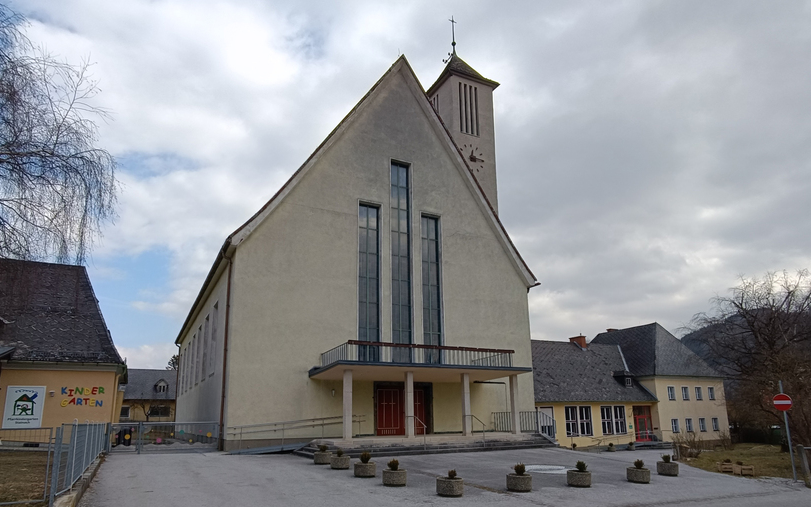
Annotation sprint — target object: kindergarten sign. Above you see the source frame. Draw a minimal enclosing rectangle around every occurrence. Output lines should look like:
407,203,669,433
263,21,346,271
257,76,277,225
3,386,45,428
60,386,106,408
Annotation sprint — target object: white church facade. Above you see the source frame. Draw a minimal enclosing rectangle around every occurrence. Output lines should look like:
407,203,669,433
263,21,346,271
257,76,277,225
175,52,539,449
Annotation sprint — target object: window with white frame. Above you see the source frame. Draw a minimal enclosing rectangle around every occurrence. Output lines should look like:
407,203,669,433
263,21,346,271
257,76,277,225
625,377,633,388
565,406,579,436
682,386,690,400
708,386,715,400
699,418,707,432
601,406,614,435
209,302,218,376
202,315,209,380
579,406,593,436
613,406,627,434
197,324,204,382
120,406,130,419
667,386,675,400
671,418,680,433
712,417,719,431
685,418,694,432
155,380,168,393
191,333,198,386
695,386,703,400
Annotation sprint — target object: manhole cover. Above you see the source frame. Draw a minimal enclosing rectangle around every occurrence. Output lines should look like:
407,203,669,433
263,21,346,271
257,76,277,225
524,465,568,475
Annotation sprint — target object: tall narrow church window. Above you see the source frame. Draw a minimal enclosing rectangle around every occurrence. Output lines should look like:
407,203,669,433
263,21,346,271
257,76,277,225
391,162,412,362
421,216,441,363
358,204,380,361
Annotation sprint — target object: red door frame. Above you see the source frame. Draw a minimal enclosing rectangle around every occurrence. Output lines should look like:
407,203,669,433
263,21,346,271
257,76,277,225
375,384,430,436
633,406,652,442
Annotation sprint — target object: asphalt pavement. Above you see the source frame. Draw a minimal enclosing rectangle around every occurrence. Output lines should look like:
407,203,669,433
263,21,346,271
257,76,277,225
78,447,809,506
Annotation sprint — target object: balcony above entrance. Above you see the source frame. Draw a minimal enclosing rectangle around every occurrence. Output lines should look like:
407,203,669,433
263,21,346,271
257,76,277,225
308,341,531,382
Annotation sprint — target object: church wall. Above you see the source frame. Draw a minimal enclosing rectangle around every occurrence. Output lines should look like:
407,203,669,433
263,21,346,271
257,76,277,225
221,64,534,432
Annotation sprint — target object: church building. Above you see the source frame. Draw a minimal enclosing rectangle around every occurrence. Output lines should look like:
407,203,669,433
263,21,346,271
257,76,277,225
175,49,539,450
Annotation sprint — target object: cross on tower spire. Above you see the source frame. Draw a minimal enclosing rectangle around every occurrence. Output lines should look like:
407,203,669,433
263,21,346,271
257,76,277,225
443,16,457,63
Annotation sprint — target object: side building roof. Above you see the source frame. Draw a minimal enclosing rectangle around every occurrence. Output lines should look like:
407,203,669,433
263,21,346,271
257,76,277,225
531,340,657,403
123,369,177,401
591,322,721,378
0,259,123,364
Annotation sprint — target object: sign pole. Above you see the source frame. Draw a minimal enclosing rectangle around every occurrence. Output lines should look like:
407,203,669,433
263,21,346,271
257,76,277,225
779,380,797,481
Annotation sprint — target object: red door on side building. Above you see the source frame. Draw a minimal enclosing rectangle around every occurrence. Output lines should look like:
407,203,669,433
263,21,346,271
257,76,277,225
633,406,653,441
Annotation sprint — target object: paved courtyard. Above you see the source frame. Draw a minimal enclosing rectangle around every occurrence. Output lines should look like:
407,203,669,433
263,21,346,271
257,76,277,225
79,447,809,507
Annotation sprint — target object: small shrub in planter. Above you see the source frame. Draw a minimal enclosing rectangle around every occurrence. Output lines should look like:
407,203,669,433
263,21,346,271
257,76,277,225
607,442,616,452
354,451,376,478
567,461,591,488
313,444,332,465
657,454,679,476
437,469,463,497
506,463,532,492
627,459,650,484
571,443,577,450
627,441,636,451
330,448,350,470
382,459,407,487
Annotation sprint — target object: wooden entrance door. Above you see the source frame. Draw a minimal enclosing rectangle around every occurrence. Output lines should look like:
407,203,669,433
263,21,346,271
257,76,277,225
633,406,653,441
376,388,403,436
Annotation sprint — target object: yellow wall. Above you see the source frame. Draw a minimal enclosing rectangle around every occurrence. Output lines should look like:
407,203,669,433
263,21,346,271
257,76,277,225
639,376,729,442
537,401,654,449
1,364,121,428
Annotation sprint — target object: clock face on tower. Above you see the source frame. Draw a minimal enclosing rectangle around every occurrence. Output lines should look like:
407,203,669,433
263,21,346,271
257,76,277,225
461,143,485,172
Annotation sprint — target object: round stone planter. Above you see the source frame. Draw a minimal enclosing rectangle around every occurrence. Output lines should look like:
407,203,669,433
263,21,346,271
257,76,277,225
627,467,651,484
436,477,464,497
566,470,591,488
607,446,616,452
382,469,407,487
506,473,532,492
657,461,679,477
627,443,636,451
330,456,350,470
354,461,376,478
313,451,332,465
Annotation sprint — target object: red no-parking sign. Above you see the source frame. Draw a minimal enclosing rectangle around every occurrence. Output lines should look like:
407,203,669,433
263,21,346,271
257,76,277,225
773,393,792,411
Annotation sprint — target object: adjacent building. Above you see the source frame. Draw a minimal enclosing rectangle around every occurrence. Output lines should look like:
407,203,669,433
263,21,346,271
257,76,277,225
120,369,177,422
0,259,125,429
175,51,540,449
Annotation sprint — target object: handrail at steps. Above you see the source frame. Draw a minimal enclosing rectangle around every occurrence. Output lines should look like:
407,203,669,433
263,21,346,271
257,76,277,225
228,415,366,450
467,414,487,446
406,415,428,451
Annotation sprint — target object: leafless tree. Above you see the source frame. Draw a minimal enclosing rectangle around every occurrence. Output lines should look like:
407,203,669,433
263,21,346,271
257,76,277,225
166,354,179,370
690,270,811,445
0,5,117,264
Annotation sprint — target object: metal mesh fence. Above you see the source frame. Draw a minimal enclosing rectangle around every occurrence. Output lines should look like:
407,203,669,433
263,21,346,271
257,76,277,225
109,422,219,454
0,427,53,506
50,423,108,502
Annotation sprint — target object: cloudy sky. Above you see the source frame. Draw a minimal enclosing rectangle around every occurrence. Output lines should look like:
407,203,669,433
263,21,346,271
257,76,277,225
12,0,811,368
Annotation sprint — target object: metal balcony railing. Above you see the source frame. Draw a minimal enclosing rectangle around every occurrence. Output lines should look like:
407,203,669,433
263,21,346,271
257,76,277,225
317,340,515,369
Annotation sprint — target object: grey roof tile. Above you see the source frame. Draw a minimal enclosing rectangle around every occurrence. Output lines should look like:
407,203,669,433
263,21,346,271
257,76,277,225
0,259,123,364
531,340,657,403
426,53,499,96
123,369,177,400
591,323,721,377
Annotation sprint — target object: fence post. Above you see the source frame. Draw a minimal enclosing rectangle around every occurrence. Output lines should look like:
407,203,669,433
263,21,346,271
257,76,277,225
797,445,810,488
49,426,63,507
137,422,143,455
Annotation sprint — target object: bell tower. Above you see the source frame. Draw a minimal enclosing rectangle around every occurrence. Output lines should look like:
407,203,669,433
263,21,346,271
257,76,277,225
426,39,500,213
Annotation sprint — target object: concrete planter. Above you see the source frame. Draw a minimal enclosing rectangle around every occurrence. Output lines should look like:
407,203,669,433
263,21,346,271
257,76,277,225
566,470,591,488
717,462,734,473
506,473,532,492
607,446,616,452
436,477,464,497
330,456,350,470
657,461,679,476
627,467,650,484
382,469,407,487
354,461,376,478
627,443,636,451
313,451,332,465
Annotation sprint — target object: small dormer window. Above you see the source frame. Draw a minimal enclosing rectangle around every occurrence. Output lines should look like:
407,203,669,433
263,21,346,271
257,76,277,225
155,380,168,393
625,377,633,388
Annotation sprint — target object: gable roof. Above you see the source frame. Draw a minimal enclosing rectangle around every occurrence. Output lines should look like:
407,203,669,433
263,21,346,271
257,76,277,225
426,52,500,96
123,369,177,401
176,55,538,344
531,340,657,403
591,323,721,378
0,259,123,364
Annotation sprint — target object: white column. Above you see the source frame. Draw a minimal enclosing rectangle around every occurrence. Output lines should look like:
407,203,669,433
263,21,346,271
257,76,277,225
509,374,520,435
405,371,415,438
343,369,353,441
461,373,472,436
